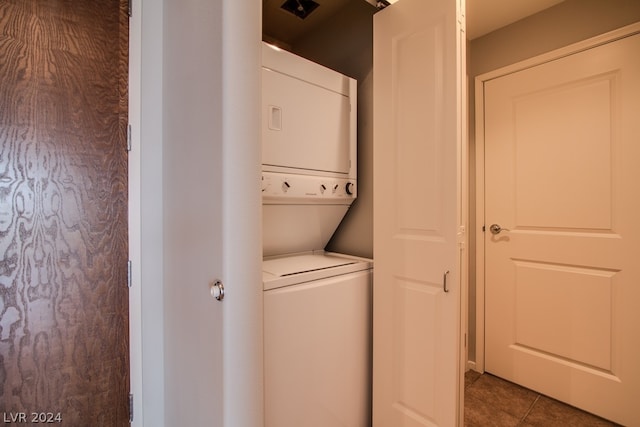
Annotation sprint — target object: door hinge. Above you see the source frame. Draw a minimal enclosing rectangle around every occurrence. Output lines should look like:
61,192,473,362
128,0,132,17
457,225,466,248
127,260,132,288
127,124,132,152
482,224,486,232
129,393,134,422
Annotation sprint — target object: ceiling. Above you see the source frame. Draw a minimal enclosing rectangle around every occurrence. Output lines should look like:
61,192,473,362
263,0,566,44
263,0,357,46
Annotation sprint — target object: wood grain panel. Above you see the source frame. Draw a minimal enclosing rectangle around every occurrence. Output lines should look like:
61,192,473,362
0,1,129,425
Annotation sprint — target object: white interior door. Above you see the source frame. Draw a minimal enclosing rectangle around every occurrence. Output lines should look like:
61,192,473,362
483,32,640,426
372,0,466,425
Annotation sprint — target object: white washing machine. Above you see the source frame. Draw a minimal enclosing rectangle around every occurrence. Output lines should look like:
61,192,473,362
261,43,372,427
263,252,372,427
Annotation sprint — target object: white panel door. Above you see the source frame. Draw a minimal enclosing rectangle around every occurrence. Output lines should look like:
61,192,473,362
373,0,466,426
484,32,640,426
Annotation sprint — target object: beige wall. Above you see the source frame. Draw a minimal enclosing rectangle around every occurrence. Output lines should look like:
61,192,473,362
468,0,640,363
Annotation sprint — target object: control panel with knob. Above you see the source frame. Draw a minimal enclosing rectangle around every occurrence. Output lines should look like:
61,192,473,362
262,172,357,203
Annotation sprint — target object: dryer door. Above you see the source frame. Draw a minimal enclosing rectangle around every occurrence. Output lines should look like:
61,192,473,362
262,67,353,174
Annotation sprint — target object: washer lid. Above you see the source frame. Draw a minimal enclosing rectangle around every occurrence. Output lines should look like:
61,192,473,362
263,253,355,277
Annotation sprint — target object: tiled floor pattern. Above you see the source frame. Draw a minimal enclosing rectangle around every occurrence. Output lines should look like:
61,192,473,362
464,371,621,426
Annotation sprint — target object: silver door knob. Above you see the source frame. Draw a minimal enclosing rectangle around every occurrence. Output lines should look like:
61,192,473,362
489,224,510,235
210,280,225,301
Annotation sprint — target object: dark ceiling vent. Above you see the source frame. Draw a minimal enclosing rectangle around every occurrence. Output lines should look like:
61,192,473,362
281,0,320,20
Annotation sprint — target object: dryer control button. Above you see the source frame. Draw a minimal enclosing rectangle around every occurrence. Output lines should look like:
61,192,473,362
345,182,355,195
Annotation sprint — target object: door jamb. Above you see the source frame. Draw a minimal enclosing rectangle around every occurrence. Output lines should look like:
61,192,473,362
473,22,640,374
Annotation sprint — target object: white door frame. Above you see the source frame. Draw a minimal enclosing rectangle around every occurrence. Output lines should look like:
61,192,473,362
221,2,264,425
473,22,640,373
130,1,263,426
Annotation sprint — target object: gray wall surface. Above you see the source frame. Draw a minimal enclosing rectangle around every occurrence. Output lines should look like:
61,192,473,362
287,0,376,260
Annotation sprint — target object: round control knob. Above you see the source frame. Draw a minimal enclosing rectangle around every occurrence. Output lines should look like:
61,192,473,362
345,182,355,195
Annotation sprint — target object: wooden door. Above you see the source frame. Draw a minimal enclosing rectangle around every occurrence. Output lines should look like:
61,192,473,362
372,0,466,425
0,1,129,425
483,32,640,426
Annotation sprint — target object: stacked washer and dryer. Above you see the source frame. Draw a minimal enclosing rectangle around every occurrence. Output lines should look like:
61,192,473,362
261,42,372,427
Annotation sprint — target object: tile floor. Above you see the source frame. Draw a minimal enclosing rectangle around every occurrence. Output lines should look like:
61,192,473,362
464,371,621,426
